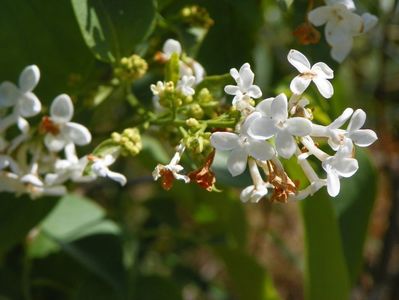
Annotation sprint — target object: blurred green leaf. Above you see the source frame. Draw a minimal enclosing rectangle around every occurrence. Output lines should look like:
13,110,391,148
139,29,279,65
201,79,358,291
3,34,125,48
215,247,281,300
0,193,57,254
277,0,294,11
28,194,119,258
134,275,182,300
301,191,351,300
332,149,378,284
71,0,157,63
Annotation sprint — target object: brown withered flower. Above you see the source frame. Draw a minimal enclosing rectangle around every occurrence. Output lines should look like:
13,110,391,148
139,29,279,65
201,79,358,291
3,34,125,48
293,22,320,45
188,150,216,191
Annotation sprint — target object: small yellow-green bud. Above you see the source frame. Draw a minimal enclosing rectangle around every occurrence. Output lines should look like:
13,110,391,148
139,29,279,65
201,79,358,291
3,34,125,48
112,128,142,156
197,88,213,104
188,103,204,119
180,5,214,29
186,118,200,127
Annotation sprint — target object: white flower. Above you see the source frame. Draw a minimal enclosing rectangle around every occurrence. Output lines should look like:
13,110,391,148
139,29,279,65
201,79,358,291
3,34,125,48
322,139,358,197
308,2,377,62
20,173,67,198
91,154,127,186
240,159,270,203
224,63,262,106
248,93,312,159
152,144,190,186
210,114,276,176
311,108,378,150
288,50,334,98
0,65,41,133
43,94,91,152
177,75,195,96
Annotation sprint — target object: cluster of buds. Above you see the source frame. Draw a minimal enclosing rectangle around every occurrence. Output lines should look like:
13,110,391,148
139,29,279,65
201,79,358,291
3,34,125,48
114,54,148,81
180,5,214,29
112,128,142,157
0,66,126,198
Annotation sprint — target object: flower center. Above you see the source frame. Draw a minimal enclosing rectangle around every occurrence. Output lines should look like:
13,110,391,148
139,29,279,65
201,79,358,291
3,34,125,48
39,116,60,135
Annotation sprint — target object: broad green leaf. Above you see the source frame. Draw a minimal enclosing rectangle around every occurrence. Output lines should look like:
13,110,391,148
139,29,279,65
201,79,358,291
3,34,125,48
0,193,58,254
0,0,97,103
301,191,351,300
332,149,377,283
214,247,281,300
28,194,119,258
71,0,157,63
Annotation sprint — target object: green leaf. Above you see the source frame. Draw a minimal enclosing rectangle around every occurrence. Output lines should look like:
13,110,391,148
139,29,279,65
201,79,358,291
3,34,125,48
28,194,119,258
214,247,281,300
301,191,351,300
0,193,58,254
195,74,233,98
332,149,377,283
134,275,182,300
71,0,157,63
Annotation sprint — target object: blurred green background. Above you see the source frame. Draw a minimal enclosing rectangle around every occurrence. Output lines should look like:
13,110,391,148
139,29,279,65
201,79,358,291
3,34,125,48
0,0,397,299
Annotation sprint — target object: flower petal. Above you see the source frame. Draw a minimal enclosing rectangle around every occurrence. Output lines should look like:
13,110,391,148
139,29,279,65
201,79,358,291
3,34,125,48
17,117,29,134
163,39,181,57
312,62,334,79
19,65,40,93
334,157,359,177
106,170,127,186
18,92,42,117
239,63,254,90
224,85,240,95
63,122,92,146
330,39,353,63
287,49,311,72
361,13,378,33
290,76,311,95
210,132,239,151
256,97,273,116
51,94,74,123
240,185,255,203
308,6,332,26
246,138,275,161
327,171,340,197
348,109,366,132
286,117,312,136
313,77,334,98
247,85,262,99
247,117,276,140
230,68,240,82
326,0,356,10
0,82,20,107
271,93,288,122
227,148,247,176
349,129,378,147
329,108,353,129
44,134,66,152
275,131,296,159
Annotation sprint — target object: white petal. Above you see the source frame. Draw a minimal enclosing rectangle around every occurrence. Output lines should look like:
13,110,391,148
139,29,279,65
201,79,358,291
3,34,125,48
329,108,353,129
210,132,239,151
17,117,29,134
350,129,378,147
18,93,42,117
334,157,358,177
286,117,312,136
287,49,311,72
240,185,255,203
313,77,334,98
348,109,366,132
312,62,334,79
192,61,205,83
327,171,340,197
0,82,19,107
255,98,273,116
224,85,240,95
246,138,275,161
239,64,255,90
44,134,66,152
19,65,40,93
326,0,356,10
275,131,296,159
21,174,43,187
63,122,92,146
163,39,182,57
106,170,127,186
230,68,240,82
361,13,378,33
330,39,353,63
271,93,288,122
247,85,262,99
290,76,311,95
227,148,247,176
247,117,276,140
240,111,262,134
51,94,74,123
308,6,332,26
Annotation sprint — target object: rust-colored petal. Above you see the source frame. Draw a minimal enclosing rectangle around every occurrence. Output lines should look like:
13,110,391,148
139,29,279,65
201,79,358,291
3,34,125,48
293,23,320,45
188,150,216,191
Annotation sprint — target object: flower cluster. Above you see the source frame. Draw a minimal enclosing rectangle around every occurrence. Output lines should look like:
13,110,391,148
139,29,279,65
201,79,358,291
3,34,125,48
210,49,377,202
308,0,378,62
0,66,126,198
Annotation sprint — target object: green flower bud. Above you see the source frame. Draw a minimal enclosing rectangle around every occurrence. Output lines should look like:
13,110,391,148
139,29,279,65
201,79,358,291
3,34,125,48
114,54,148,81
186,118,200,127
112,128,142,156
